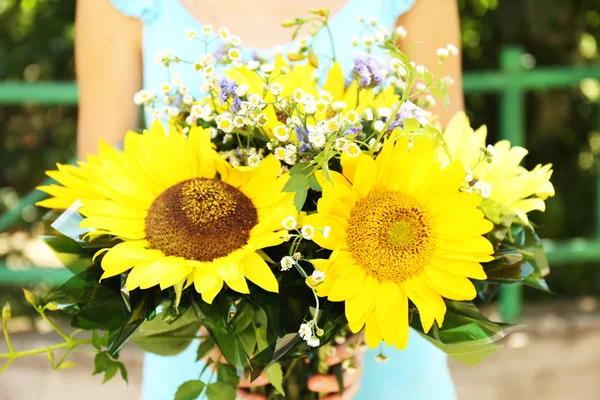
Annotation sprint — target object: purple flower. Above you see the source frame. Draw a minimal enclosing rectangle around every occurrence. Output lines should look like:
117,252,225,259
352,53,384,88
218,78,242,113
386,101,430,131
343,126,362,137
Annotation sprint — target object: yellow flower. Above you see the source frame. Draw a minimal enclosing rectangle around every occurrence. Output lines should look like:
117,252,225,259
437,112,555,223
224,56,399,137
304,139,494,349
37,122,294,304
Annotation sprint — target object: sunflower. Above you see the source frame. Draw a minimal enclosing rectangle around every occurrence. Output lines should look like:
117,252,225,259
224,56,398,137
437,112,555,223
38,123,294,304
303,139,494,349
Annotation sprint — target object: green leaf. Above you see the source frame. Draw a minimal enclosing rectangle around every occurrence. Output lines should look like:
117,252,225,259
58,361,76,370
237,325,257,356
196,336,216,361
92,330,102,351
46,348,54,366
93,352,119,384
133,308,201,356
307,173,321,191
175,380,206,400
116,361,128,383
230,303,254,333
283,174,308,212
265,362,285,395
411,301,516,366
424,70,433,87
403,117,419,133
206,382,236,400
217,363,240,387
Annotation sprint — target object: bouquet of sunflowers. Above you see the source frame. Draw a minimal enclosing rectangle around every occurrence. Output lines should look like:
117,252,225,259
1,9,554,400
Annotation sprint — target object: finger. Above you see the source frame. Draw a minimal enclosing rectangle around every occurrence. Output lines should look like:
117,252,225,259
236,388,266,400
326,334,366,366
321,381,361,400
307,368,362,393
238,373,270,388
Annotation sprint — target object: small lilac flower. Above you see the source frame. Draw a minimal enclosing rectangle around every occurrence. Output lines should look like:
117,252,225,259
343,126,362,137
386,100,430,131
352,54,384,88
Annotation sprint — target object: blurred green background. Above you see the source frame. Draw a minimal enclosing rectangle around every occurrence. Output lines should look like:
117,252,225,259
1,0,600,299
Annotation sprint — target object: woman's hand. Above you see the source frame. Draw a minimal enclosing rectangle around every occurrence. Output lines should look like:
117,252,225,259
236,335,365,400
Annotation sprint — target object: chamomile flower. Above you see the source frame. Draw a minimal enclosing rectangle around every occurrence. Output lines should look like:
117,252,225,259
230,35,242,46
315,101,328,113
282,216,297,230
378,108,391,118
344,110,360,124
319,90,333,104
247,60,260,71
217,117,234,133
202,25,213,36
273,147,287,160
293,88,305,103
270,82,283,96
309,133,326,148
447,44,459,55
299,323,312,339
133,89,156,105
331,101,347,113
280,66,290,74
303,100,317,115
260,63,275,74
486,144,499,158
274,125,290,141
183,94,194,105
228,48,241,61
233,116,246,128
165,106,179,117
160,83,172,93
281,256,296,271
395,26,408,39
437,48,450,61
345,143,362,157
247,154,261,167
235,83,248,97
307,337,320,347
335,137,350,151
186,28,197,41
363,35,375,46
301,225,315,240
311,270,325,284
218,27,231,42
374,120,385,133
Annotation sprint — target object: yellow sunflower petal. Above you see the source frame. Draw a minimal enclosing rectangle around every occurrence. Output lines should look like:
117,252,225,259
193,268,220,293
375,282,404,346
352,155,377,200
327,263,365,301
345,275,378,333
424,268,477,300
364,309,383,348
202,278,224,304
302,214,348,250
405,275,447,331
429,256,487,280
242,252,278,293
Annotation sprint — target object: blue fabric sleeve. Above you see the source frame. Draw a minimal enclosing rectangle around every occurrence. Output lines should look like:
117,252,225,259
110,0,159,23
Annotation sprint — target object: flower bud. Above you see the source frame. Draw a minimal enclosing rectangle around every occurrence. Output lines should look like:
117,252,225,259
22,289,36,306
2,303,11,320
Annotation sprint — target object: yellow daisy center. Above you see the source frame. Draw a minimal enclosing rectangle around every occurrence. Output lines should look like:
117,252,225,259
346,189,434,283
145,178,258,262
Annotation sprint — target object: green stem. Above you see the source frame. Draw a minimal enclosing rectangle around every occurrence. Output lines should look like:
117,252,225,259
323,23,337,62
3,319,15,354
0,359,13,374
0,339,91,360
36,308,70,342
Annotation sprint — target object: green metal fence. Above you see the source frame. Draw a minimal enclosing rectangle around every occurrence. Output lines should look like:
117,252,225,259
1,47,600,321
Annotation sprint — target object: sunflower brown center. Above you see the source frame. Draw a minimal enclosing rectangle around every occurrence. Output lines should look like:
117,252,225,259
145,178,258,262
346,189,434,283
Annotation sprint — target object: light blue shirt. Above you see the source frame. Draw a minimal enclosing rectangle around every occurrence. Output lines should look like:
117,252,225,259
110,1,456,398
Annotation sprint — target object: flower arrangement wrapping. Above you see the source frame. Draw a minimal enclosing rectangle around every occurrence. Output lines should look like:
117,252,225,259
0,9,554,400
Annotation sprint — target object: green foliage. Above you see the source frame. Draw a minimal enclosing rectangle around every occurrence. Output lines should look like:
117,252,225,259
133,308,202,356
93,352,127,384
265,362,285,396
174,380,205,400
